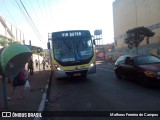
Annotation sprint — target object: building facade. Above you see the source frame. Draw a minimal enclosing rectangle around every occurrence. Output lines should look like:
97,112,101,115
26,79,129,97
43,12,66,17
0,15,24,47
113,0,160,54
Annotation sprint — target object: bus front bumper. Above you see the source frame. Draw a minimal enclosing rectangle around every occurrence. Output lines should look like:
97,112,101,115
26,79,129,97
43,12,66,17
54,65,96,78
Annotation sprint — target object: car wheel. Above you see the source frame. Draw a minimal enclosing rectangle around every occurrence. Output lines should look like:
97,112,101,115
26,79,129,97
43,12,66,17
115,71,122,79
139,75,150,88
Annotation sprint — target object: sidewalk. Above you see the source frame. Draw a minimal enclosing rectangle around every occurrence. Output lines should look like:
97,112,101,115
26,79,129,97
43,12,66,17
0,66,51,117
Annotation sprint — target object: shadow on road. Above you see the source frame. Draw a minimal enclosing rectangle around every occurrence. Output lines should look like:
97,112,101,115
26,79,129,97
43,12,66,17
56,76,91,84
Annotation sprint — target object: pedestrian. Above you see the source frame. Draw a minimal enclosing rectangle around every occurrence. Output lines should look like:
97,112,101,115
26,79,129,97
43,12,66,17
7,67,28,100
109,55,112,62
28,58,34,75
35,59,38,69
42,59,46,70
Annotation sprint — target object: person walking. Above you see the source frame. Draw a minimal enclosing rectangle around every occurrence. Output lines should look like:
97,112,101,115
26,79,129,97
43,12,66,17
42,59,46,70
28,58,34,75
35,59,38,69
7,67,28,99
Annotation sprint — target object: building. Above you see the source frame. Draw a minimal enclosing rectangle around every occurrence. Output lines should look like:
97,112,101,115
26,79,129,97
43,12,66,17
0,15,24,47
95,43,115,60
113,0,160,56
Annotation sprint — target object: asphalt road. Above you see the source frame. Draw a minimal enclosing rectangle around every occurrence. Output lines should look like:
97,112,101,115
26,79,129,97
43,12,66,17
44,61,160,120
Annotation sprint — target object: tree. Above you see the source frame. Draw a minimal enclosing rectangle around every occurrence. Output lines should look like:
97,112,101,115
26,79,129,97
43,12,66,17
0,37,8,47
8,38,14,45
124,26,155,54
32,50,37,54
8,38,20,45
39,51,45,57
0,37,20,47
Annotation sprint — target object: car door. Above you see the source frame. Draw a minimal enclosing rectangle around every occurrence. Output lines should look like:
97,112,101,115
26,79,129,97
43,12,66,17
121,57,135,79
115,56,126,77
128,58,141,80
123,57,138,80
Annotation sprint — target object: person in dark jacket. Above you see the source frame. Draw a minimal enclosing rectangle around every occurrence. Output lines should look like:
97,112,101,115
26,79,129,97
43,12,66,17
28,58,34,75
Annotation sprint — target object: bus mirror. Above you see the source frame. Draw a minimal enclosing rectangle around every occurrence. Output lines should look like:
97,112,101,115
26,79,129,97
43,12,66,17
47,42,50,49
93,40,96,45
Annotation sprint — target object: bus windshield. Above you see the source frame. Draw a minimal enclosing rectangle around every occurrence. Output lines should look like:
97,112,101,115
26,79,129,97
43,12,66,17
53,38,93,62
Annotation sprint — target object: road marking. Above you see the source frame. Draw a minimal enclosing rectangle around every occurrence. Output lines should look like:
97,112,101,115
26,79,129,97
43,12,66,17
97,67,114,73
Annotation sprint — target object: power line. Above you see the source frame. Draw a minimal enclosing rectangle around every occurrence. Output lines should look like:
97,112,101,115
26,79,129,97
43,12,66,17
43,0,49,21
48,0,54,31
36,0,47,31
14,0,42,43
14,0,38,42
37,0,45,21
28,0,40,21
27,0,43,35
22,0,46,45
19,0,42,41
2,0,19,28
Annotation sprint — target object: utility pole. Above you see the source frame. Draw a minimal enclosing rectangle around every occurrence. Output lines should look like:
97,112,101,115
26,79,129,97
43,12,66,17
38,49,41,71
2,73,8,110
94,30,103,60
48,33,53,70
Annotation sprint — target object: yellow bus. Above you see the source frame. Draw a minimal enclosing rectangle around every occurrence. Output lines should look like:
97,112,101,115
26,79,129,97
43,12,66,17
49,30,96,78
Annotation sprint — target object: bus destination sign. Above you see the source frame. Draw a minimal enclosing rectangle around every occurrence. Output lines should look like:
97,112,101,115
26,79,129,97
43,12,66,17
52,30,91,39
62,32,82,37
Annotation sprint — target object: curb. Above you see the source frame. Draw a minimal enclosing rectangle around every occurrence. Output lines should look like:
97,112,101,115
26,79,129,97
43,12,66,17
34,71,52,120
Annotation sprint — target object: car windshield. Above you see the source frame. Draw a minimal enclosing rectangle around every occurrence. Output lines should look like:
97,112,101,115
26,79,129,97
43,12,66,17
136,55,160,65
53,38,93,62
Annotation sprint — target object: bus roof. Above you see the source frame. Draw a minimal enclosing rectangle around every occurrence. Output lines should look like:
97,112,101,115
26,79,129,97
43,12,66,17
52,30,91,39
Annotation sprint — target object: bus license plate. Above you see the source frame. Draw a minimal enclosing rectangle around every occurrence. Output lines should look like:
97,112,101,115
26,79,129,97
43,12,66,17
73,73,81,76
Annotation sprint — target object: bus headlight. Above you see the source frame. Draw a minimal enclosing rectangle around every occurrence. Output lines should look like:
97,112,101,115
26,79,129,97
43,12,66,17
90,63,95,67
88,62,96,74
57,67,61,71
54,64,61,71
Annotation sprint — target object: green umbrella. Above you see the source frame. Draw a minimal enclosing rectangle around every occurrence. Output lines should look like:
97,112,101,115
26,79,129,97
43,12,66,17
0,43,32,77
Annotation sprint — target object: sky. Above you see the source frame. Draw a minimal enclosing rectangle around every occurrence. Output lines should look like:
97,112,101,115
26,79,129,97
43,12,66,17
0,0,115,49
